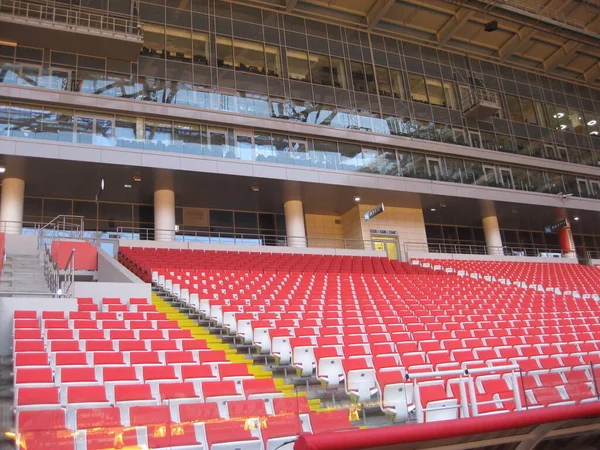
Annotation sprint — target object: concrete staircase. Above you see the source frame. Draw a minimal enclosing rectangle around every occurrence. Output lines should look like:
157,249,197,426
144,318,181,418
0,252,52,294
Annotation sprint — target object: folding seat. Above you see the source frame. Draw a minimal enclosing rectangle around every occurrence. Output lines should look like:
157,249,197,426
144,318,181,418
102,367,140,400
14,329,42,340
17,408,67,433
529,386,573,408
563,368,590,384
14,311,38,320
53,352,90,369
57,367,98,389
219,363,253,384
84,340,115,352
66,385,110,419
242,378,283,402
428,351,459,371
315,347,344,389
71,319,98,331
177,402,221,423
473,377,520,415
272,396,311,429
78,304,99,312
537,372,565,387
93,352,126,370
308,410,358,434
16,386,60,412
69,311,92,320
128,404,170,427
76,329,104,340
376,370,411,422
261,415,303,450
14,340,46,353
418,340,442,352
342,358,377,402
49,341,81,352
114,384,157,410
146,423,201,450
181,365,219,386
227,398,268,420
15,367,54,389
564,383,597,403
76,407,122,431
496,347,519,359
204,420,261,450
452,349,482,368
155,320,180,330
151,340,179,352
128,351,162,367
536,357,563,371
414,383,459,423
558,355,586,369
396,341,419,353
158,381,200,411
373,355,402,373
118,340,148,352
42,311,65,320
142,366,179,392
14,319,40,330
401,352,427,367
16,429,75,450
200,380,244,416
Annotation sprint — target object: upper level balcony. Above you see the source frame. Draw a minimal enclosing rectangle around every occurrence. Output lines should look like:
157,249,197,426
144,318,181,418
0,0,142,60
461,88,502,121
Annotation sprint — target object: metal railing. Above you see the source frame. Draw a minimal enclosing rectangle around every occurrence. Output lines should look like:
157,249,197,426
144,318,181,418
44,244,75,297
37,215,85,249
0,0,142,38
461,87,501,113
117,227,374,251
62,248,75,297
404,241,573,258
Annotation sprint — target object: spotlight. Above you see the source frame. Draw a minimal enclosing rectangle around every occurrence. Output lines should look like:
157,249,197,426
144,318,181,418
251,185,259,192
430,208,436,212
124,184,132,188
588,120,597,126
133,174,142,182
0,167,5,173
560,124,567,130
574,216,580,221
354,196,361,202
484,20,498,32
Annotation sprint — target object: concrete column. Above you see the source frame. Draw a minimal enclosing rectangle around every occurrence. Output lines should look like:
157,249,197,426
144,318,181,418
480,200,502,256
284,200,306,247
154,189,175,242
0,177,25,234
556,209,576,258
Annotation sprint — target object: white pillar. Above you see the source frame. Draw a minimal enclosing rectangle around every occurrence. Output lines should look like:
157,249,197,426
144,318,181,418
480,200,502,256
154,189,175,241
0,177,25,234
284,200,306,248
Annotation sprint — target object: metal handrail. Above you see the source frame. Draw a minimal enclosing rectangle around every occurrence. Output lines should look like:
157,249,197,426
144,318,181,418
116,226,374,251
61,249,75,297
404,241,573,258
0,0,143,38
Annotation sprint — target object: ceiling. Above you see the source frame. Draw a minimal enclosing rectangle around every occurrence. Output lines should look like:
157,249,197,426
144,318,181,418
238,0,600,88
7,156,600,234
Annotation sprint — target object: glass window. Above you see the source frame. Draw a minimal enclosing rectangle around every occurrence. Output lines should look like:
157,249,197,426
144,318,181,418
390,70,405,100
41,106,74,141
520,98,537,124
233,39,265,74
585,113,598,136
145,119,172,146
569,109,586,134
365,64,377,95
443,80,458,109
216,36,234,68
445,157,464,183
142,24,165,56
397,151,413,177
554,105,570,130
173,123,202,153
375,66,392,97
192,31,209,64
505,95,523,122
350,61,367,93
309,53,332,86
534,101,547,127
464,160,484,185
114,116,137,146
338,142,362,171
331,57,346,88
515,138,530,156
408,73,428,103
512,167,529,191
426,78,445,107
287,50,310,82
265,45,280,77
165,27,192,61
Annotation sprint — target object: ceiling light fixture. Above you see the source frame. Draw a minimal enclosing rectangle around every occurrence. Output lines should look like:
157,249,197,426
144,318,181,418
124,184,132,188
0,40,17,47
133,175,142,182
553,113,564,119
574,216,580,221
430,208,436,212
251,185,259,192
0,167,6,173
484,20,498,32
354,195,361,202
588,120,597,126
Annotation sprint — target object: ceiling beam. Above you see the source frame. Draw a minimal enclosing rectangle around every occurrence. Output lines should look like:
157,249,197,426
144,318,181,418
437,8,474,46
584,62,600,82
543,41,583,72
366,0,396,31
498,27,537,61
285,0,298,13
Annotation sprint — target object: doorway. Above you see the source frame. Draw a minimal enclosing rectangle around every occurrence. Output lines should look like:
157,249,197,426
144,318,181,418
427,157,443,180
372,235,399,260
74,114,114,146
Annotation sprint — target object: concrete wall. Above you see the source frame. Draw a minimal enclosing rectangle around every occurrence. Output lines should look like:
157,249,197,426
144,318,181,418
5,234,38,256
119,239,384,257
304,214,343,241
407,251,579,264
72,281,151,304
97,248,143,283
341,207,364,241
0,296,78,355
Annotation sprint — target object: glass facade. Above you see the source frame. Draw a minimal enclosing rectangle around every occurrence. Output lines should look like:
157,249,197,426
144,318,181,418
2,101,600,200
0,0,599,171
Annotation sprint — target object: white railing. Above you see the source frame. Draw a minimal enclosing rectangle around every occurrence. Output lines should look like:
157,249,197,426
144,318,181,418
44,244,75,297
461,87,501,113
0,0,142,38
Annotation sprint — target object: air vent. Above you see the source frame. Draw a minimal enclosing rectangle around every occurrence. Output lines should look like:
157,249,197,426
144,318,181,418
334,219,341,225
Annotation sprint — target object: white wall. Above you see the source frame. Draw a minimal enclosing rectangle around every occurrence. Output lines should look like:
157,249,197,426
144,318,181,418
5,234,38,256
0,296,78,355
407,251,579,264
119,239,384,257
